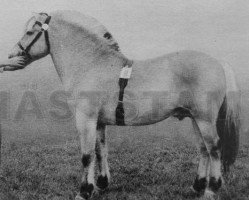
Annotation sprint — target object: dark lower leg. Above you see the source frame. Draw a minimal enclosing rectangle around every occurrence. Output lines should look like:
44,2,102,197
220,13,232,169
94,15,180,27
80,153,95,199
95,123,110,190
193,148,209,193
208,146,222,193
193,176,208,193
191,119,210,194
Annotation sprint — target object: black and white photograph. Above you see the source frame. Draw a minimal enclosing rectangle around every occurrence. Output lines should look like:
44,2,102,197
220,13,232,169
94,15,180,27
0,0,248,199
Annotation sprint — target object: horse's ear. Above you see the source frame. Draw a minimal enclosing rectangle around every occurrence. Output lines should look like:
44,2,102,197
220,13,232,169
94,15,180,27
25,13,38,32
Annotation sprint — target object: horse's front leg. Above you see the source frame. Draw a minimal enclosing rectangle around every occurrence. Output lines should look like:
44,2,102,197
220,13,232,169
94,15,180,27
75,104,98,200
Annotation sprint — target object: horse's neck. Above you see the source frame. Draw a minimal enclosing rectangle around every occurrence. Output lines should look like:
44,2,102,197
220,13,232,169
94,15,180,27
49,21,125,89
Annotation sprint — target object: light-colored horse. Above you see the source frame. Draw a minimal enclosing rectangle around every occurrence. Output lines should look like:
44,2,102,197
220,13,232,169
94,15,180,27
7,10,240,200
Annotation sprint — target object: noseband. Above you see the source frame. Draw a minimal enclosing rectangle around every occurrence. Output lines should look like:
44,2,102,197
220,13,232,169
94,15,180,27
18,14,51,59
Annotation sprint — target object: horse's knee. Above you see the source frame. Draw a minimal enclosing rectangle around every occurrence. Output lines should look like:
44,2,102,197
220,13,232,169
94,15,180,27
210,145,220,160
200,146,209,157
82,154,92,168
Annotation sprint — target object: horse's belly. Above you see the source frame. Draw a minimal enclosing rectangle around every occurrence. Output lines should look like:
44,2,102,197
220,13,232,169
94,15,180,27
103,93,178,126
124,103,173,125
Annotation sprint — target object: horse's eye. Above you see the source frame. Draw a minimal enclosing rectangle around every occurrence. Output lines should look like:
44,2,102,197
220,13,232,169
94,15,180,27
26,31,34,35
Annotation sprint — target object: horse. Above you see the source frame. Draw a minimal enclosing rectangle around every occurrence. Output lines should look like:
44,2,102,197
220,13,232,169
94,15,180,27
7,10,240,200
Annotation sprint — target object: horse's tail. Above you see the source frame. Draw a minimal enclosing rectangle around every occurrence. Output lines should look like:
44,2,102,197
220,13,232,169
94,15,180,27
216,62,241,172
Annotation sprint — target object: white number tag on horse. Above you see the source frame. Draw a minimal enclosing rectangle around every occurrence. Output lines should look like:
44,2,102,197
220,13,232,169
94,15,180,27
120,66,132,79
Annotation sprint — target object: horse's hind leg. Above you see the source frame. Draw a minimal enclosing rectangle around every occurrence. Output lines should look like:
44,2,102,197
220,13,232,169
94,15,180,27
208,134,222,195
191,119,222,197
191,119,210,194
75,106,97,200
95,122,110,190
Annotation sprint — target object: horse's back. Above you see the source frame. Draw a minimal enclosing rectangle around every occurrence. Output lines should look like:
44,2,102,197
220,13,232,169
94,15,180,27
131,50,226,93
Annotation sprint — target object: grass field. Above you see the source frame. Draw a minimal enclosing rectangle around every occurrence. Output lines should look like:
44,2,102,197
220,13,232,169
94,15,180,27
0,117,248,200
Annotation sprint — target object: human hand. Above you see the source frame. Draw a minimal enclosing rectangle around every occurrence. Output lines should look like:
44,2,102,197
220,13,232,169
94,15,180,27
7,56,27,67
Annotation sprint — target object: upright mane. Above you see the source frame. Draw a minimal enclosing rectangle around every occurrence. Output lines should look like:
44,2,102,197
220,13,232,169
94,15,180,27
51,10,121,52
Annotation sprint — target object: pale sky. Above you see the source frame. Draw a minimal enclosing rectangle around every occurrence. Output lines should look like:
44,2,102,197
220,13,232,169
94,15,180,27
0,0,249,86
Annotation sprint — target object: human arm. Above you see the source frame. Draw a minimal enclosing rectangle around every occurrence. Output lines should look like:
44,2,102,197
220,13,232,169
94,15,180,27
0,56,27,72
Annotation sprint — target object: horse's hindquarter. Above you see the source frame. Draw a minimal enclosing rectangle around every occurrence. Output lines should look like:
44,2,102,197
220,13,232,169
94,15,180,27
165,51,226,121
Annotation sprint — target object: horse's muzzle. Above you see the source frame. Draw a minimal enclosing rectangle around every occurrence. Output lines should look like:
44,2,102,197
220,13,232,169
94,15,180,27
8,44,24,59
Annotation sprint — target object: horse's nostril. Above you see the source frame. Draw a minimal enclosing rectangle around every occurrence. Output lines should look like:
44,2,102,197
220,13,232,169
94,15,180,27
8,54,13,59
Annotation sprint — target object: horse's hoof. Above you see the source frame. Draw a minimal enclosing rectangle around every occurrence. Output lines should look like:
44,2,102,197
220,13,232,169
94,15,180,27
75,194,86,200
96,175,109,191
203,189,215,200
79,183,94,199
209,177,222,192
192,177,207,194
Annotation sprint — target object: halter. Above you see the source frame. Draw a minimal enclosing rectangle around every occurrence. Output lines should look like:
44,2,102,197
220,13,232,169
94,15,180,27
17,14,51,59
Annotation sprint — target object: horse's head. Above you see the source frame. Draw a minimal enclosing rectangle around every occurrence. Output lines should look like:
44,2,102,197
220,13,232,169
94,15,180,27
9,13,51,63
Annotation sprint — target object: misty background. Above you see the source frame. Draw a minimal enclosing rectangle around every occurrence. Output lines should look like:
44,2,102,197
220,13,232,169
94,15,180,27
0,0,248,143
